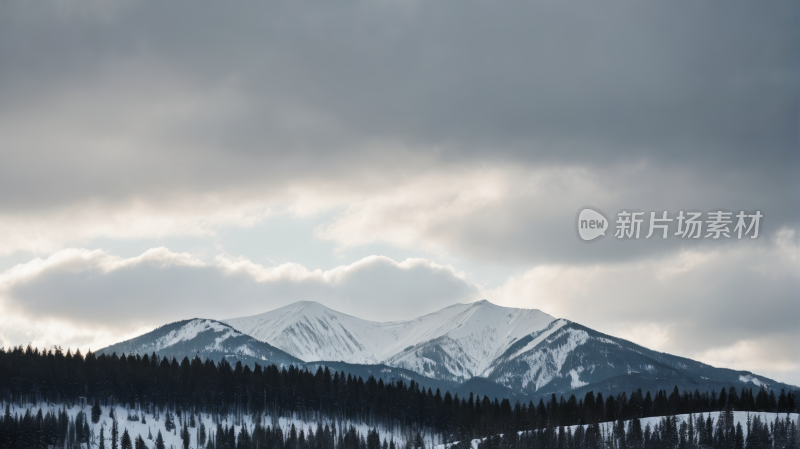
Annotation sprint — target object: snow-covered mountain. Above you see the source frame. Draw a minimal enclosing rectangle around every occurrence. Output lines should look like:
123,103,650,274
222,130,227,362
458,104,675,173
224,300,797,397
224,300,555,381
97,318,302,367
97,302,796,399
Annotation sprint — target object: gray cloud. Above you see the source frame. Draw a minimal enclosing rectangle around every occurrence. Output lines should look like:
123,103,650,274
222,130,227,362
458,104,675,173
0,0,796,383
0,0,796,267
313,164,792,266
0,0,796,210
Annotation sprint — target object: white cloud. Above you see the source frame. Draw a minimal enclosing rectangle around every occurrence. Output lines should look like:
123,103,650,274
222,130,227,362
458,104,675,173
0,248,481,351
0,247,204,291
215,252,470,286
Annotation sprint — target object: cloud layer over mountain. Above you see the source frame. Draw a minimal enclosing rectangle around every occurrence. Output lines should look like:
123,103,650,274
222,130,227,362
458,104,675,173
0,0,796,384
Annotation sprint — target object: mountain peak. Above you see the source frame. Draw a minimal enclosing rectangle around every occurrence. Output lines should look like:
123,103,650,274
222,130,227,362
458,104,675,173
225,299,558,377
291,300,326,308
226,300,333,323
286,300,330,313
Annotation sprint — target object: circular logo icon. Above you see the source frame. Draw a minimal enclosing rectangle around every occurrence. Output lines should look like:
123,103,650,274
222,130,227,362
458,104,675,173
576,206,609,242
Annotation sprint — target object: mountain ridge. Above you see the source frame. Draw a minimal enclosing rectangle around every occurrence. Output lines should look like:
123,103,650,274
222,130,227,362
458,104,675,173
96,318,303,367
223,300,797,396
224,299,556,379
96,301,797,401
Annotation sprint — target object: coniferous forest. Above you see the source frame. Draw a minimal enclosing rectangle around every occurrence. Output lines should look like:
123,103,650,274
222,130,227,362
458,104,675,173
1,345,798,449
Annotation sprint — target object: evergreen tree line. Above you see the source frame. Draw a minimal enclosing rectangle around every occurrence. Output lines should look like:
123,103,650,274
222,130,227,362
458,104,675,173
1,345,798,448
476,411,799,449
2,401,798,449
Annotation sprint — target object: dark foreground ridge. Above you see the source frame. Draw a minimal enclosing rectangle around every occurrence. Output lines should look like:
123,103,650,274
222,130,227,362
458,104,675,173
1,345,798,449
1,404,798,449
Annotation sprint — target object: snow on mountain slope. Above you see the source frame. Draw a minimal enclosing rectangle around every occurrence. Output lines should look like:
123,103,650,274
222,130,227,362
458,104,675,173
384,300,557,368
223,300,800,397
224,300,557,381
97,318,303,367
382,302,558,381
223,301,391,363
97,301,800,398
153,319,237,352
489,323,591,392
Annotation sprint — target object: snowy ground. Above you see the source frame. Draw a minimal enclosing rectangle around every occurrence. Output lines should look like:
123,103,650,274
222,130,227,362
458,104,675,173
3,401,796,449
2,401,394,449
433,411,800,449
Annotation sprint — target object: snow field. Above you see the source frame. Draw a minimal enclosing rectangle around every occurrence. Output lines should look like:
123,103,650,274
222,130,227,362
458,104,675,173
5,400,797,449
432,411,800,449
2,401,415,449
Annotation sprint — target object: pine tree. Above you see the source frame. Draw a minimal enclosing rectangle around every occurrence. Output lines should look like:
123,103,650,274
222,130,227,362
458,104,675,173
68,416,76,447
182,419,191,449
92,399,102,424
734,423,744,449
165,410,175,432
787,419,798,449
121,428,133,449
99,426,106,449
148,427,153,440
74,412,83,445
368,428,381,449
778,389,788,413
414,431,425,449
135,435,148,449
112,418,119,449
1,404,10,449
83,416,91,446
155,430,166,449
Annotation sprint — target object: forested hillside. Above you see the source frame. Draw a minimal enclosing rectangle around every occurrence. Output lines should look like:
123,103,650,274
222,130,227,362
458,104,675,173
1,345,798,449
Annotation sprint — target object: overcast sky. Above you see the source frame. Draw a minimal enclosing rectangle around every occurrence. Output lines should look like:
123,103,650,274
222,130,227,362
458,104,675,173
0,0,798,385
